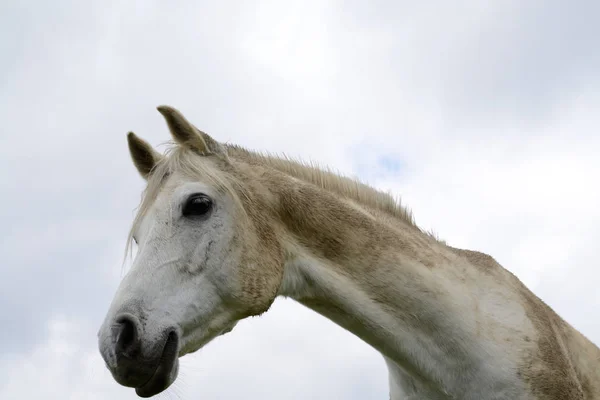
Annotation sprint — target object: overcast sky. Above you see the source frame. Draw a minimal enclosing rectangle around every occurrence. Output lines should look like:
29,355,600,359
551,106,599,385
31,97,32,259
1,1,599,399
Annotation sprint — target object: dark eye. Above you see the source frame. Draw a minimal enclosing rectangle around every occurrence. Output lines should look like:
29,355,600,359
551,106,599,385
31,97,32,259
182,194,213,217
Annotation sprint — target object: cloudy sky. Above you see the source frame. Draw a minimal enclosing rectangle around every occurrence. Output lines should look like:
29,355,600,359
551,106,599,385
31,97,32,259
1,1,599,399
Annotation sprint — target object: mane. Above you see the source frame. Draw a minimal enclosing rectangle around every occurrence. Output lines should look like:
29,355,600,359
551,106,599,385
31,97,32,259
124,141,439,262
224,144,434,236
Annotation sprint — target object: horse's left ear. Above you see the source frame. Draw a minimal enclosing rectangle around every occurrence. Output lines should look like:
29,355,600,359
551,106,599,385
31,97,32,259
127,132,163,179
156,105,225,156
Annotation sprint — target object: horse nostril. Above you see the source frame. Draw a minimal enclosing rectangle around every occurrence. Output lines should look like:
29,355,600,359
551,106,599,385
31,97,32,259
114,314,141,355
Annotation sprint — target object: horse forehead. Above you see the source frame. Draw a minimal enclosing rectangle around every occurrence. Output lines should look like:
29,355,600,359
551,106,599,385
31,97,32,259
134,187,174,239
161,170,212,193
136,204,162,238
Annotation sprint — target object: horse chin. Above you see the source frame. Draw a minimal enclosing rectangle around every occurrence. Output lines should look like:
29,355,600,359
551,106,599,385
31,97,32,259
135,332,180,398
178,320,239,358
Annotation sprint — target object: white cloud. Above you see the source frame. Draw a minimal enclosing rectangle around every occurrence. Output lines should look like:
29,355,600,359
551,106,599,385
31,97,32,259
0,316,126,400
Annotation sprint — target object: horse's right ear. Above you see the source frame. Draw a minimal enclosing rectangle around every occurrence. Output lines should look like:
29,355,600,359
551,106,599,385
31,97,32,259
127,132,163,179
156,105,227,157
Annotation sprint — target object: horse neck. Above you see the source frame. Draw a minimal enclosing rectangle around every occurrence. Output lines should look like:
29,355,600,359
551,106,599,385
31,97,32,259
262,170,505,397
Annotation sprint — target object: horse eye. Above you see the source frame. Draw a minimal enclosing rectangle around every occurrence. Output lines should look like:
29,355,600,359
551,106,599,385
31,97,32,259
182,194,213,217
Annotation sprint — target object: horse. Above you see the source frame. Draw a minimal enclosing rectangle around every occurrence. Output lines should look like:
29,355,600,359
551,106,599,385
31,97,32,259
98,105,600,399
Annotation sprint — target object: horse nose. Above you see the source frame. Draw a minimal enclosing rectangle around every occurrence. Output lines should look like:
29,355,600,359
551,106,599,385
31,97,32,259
99,311,160,388
114,313,142,357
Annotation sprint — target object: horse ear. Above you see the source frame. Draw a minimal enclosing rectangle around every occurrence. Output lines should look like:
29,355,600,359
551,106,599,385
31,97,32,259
156,105,224,156
127,132,163,179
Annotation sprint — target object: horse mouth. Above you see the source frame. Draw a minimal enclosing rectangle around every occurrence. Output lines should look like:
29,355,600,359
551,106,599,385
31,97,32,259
135,331,180,398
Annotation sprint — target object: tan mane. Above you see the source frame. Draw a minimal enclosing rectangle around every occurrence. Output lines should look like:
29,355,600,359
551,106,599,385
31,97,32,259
224,143,431,232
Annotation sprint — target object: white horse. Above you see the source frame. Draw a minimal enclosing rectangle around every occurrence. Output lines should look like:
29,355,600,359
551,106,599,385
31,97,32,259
98,106,600,399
